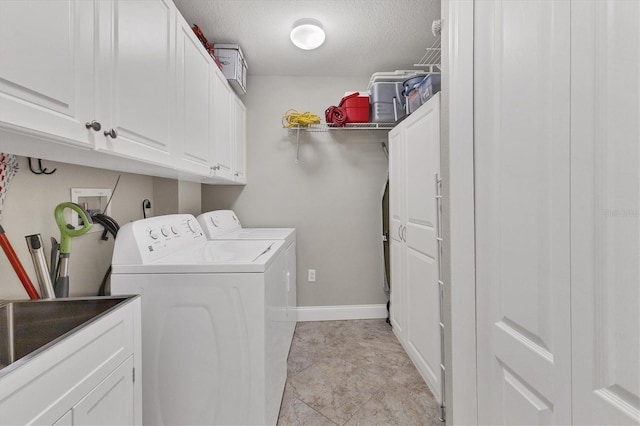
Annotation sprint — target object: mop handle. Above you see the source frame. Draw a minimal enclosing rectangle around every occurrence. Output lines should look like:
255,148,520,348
0,224,40,299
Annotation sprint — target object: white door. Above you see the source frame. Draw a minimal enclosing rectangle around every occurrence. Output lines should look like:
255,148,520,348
175,13,212,176
475,1,572,424
96,0,175,165
404,95,442,402
571,1,640,424
0,0,95,147
233,96,247,183
388,126,406,339
211,70,234,180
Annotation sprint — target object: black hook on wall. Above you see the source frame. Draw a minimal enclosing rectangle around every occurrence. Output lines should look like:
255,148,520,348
27,157,56,175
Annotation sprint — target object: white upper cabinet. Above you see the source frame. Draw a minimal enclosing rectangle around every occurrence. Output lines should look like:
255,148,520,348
0,0,246,184
233,96,247,184
211,69,234,180
175,12,212,176
0,0,95,147
94,0,176,166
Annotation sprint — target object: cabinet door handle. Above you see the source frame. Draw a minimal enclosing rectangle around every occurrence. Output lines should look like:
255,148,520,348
85,120,102,131
402,226,407,242
398,226,403,241
104,128,118,139
234,171,239,177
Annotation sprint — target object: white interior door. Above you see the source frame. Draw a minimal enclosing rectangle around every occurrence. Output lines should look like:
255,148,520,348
571,1,640,424
475,1,572,424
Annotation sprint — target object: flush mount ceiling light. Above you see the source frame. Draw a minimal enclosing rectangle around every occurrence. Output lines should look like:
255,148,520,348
290,19,325,50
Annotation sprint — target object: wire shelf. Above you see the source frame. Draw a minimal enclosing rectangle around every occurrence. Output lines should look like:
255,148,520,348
287,122,395,162
289,122,396,132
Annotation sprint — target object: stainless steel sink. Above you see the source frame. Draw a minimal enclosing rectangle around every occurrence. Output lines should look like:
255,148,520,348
0,297,131,375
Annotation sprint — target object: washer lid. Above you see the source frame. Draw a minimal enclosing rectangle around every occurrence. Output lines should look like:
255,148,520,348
213,228,296,245
112,240,285,274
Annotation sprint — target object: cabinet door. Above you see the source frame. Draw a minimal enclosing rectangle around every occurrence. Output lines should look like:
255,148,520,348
388,126,406,338
571,1,640,424
233,96,247,183
210,70,234,180
403,95,441,402
95,0,175,165
475,1,572,424
0,0,94,147
175,13,212,176
73,356,135,425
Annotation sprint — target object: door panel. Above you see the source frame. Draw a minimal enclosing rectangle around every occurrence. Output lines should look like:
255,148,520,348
211,71,234,179
405,97,440,258
571,1,640,424
73,357,135,425
97,0,174,164
389,127,404,248
403,96,442,402
388,126,405,339
475,1,572,424
406,248,440,399
0,0,94,146
176,14,211,175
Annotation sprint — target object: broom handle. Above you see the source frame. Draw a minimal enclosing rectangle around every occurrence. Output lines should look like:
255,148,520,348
0,225,40,299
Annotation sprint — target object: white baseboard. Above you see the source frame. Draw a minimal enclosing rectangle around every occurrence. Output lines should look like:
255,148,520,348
294,304,388,322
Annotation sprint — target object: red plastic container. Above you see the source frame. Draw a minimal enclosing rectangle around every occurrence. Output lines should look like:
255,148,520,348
339,92,370,123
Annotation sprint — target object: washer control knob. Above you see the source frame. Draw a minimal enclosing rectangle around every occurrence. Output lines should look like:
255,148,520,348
209,217,219,227
161,226,169,237
149,228,159,240
171,225,179,235
186,219,199,234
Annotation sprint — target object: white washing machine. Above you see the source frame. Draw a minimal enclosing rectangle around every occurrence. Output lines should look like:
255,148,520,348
197,210,297,323
110,214,293,426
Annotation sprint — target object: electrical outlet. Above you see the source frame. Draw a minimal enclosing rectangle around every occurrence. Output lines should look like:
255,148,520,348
308,269,316,282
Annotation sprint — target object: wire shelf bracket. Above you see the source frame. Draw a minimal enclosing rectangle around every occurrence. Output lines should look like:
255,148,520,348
415,20,442,74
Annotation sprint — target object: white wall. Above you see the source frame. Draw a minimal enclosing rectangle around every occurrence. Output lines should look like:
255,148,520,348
0,157,154,299
202,75,390,307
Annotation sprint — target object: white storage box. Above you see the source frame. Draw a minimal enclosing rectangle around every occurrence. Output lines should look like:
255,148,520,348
213,43,247,95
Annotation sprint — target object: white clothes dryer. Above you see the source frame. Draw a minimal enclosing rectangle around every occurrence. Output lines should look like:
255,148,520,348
197,210,297,323
110,214,292,426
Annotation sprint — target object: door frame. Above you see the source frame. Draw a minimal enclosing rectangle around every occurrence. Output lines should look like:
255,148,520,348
441,0,478,424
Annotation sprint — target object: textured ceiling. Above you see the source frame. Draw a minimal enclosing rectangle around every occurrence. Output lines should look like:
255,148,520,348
172,0,440,78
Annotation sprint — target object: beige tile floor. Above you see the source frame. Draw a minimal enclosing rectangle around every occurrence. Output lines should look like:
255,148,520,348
277,319,443,426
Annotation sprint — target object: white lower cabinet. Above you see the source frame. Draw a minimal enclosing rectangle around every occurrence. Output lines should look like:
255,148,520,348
72,356,135,425
389,94,442,403
0,298,141,426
